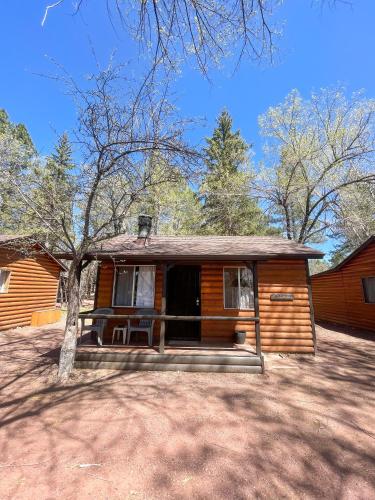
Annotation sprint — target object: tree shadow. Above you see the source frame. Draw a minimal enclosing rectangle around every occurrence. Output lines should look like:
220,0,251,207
0,322,374,498
316,320,375,341
147,325,375,498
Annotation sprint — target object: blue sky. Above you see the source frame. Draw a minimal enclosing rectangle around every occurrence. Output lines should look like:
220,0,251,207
1,0,375,255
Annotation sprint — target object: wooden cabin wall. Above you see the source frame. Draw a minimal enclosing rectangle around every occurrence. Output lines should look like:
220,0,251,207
258,260,314,353
311,273,347,326
0,248,61,331
311,242,375,331
96,261,163,343
96,259,315,352
200,262,256,343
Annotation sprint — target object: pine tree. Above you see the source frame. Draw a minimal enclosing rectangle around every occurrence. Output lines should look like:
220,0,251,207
136,178,201,235
31,133,75,249
0,109,35,232
200,110,272,235
0,109,35,152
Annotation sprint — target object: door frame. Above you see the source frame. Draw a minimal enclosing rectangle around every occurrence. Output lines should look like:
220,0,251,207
165,264,201,342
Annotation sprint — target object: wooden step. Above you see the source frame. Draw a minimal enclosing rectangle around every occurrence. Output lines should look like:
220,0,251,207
75,351,262,366
74,359,263,373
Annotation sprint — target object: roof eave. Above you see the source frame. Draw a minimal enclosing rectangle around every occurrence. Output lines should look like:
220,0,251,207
312,235,375,277
55,252,324,261
0,236,67,272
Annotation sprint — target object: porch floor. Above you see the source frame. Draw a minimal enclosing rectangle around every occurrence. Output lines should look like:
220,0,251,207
77,343,257,356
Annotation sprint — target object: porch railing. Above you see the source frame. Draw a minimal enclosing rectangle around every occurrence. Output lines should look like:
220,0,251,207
78,312,261,356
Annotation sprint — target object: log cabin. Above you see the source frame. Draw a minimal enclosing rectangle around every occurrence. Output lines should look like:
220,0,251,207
71,216,324,373
0,235,65,331
311,236,375,332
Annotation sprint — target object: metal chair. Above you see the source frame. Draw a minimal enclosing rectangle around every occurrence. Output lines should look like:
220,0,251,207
80,307,114,346
127,308,156,346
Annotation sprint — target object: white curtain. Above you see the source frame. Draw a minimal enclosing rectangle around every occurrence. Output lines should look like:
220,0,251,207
224,268,239,308
114,267,134,306
224,267,254,310
239,268,254,309
136,266,155,307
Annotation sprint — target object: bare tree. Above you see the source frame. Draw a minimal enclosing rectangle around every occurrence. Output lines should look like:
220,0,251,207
41,1,354,73
257,87,375,243
1,64,200,382
42,0,280,72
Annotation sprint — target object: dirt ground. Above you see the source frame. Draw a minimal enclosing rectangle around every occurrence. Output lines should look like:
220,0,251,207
0,322,374,500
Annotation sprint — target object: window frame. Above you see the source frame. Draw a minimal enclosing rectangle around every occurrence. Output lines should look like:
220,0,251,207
362,276,375,304
112,265,156,308
0,268,11,294
223,265,254,311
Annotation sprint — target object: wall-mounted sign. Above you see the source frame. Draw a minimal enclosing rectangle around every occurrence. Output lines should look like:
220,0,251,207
270,293,294,302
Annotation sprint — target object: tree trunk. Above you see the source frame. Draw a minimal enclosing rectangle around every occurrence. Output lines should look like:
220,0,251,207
282,201,293,240
57,259,82,383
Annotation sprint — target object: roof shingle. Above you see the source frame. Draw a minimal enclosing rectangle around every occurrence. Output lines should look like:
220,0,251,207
81,235,323,260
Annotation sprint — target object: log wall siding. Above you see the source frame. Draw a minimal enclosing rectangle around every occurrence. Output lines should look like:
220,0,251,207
311,242,375,331
0,248,61,331
258,260,314,353
96,259,315,352
96,262,163,344
200,262,256,343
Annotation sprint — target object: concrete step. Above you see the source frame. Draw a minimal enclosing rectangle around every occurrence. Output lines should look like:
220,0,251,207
74,359,263,373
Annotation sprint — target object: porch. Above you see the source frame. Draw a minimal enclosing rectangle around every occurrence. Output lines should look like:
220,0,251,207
75,343,263,374
76,312,263,373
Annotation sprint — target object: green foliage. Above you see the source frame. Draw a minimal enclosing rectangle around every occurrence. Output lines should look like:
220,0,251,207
30,133,75,248
308,259,330,276
50,132,74,178
0,109,35,153
200,110,273,236
205,110,248,174
0,109,35,233
329,183,375,265
134,176,201,235
258,87,375,243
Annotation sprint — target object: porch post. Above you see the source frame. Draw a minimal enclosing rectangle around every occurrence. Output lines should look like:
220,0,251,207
305,260,317,355
159,263,167,354
252,261,261,356
93,262,100,309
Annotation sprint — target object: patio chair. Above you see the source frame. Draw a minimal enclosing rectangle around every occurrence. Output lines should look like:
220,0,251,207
127,308,157,346
79,307,114,346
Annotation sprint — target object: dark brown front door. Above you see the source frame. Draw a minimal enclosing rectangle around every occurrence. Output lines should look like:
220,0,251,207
166,265,201,341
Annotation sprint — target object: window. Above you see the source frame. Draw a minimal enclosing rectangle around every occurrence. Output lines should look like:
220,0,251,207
0,269,11,293
224,267,254,310
362,277,375,304
113,265,155,307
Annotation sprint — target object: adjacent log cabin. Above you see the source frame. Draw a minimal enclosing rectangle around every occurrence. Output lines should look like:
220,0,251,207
0,235,65,331
311,236,375,332
71,217,324,355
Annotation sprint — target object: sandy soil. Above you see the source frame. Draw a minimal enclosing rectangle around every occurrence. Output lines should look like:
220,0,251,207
0,321,374,499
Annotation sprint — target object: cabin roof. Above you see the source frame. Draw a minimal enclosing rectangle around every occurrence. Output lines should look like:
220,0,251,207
64,235,324,261
312,235,375,277
0,234,67,270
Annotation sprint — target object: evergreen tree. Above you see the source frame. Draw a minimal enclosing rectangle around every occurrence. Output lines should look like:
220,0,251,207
31,133,75,249
136,177,201,235
0,109,35,152
0,109,35,233
200,110,272,235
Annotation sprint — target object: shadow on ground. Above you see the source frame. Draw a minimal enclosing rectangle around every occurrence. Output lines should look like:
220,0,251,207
0,322,374,499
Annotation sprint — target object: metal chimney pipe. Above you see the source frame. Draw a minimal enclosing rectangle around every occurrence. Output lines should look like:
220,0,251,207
138,214,152,239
